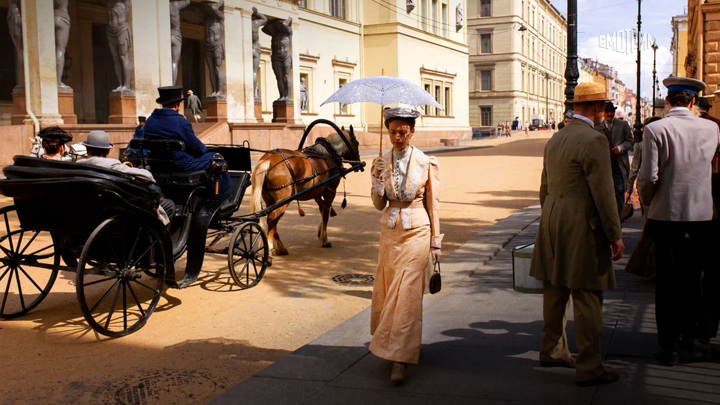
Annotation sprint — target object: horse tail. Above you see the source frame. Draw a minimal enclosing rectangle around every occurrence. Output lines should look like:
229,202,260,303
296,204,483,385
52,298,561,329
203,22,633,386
251,157,270,216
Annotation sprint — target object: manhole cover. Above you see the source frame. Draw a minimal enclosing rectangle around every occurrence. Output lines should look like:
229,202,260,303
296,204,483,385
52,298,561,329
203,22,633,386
332,273,374,286
114,370,217,405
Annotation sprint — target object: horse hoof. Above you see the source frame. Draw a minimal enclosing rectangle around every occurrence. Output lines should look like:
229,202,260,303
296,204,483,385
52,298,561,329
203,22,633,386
322,242,333,248
276,249,289,256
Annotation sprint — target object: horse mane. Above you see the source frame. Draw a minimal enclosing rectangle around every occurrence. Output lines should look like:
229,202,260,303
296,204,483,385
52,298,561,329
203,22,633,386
324,132,349,158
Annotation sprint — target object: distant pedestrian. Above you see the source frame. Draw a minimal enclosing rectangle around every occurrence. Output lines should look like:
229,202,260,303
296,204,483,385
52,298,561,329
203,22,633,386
186,90,202,122
505,121,511,137
639,78,720,365
524,121,529,137
512,116,519,130
595,102,634,219
369,107,442,383
530,82,625,387
557,111,573,130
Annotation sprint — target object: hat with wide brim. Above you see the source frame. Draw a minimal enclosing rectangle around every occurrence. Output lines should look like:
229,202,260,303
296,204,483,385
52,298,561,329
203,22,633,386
82,130,114,150
156,86,184,105
663,76,706,95
40,127,73,143
569,82,612,103
383,106,422,120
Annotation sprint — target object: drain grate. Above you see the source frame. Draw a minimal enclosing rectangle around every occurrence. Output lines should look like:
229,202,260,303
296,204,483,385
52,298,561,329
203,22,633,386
114,370,217,405
332,273,374,287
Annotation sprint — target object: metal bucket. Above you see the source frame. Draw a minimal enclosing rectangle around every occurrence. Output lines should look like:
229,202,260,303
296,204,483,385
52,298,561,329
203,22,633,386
512,243,544,294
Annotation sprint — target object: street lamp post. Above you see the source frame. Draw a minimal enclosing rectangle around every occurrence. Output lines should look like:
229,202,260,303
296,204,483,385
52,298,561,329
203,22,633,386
652,40,658,116
519,24,531,130
564,0,578,113
546,72,550,124
634,0,642,133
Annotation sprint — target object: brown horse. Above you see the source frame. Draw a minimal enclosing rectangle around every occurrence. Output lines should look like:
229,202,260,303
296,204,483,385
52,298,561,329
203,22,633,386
250,128,360,258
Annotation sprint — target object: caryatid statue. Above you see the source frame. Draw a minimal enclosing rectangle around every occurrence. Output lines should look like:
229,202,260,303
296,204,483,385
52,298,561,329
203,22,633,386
106,0,133,92
169,0,191,85
262,17,293,102
7,0,23,89
251,7,268,100
55,0,71,88
299,77,308,112
455,3,463,32
199,0,225,98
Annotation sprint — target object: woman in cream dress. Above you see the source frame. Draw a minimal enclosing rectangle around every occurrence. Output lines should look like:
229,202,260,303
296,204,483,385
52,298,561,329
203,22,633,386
370,107,442,383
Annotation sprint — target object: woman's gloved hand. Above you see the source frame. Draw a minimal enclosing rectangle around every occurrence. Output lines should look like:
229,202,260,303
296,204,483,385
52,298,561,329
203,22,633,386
372,157,385,178
431,248,441,263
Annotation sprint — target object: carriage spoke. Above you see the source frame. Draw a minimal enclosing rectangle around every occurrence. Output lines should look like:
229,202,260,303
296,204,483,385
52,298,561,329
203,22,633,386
127,241,158,272
14,266,25,310
16,230,24,255
24,244,54,257
0,244,12,257
127,282,145,317
122,282,128,331
126,227,143,269
18,231,40,255
104,281,123,330
251,259,258,281
131,279,158,294
17,265,44,294
107,240,122,269
83,276,117,288
1,268,13,315
89,279,121,314
4,212,14,252
0,265,10,282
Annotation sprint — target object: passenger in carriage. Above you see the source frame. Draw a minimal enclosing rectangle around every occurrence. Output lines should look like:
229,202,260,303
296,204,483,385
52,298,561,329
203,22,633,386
143,86,233,194
33,126,75,161
78,130,171,224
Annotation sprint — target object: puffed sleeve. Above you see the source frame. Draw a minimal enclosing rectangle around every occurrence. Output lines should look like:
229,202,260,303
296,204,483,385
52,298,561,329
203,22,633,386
425,156,443,248
370,172,387,211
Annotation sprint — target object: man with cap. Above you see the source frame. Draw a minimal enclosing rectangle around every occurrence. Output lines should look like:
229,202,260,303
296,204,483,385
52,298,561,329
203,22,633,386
638,77,720,365
596,102,634,218
530,82,624,387
186,90,202,122
696,97,720,359
144,86,232,193
79,130,155,183
557,110,573,130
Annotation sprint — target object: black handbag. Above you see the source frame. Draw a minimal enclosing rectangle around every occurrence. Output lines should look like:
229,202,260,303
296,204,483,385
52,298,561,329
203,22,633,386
429,259,441,294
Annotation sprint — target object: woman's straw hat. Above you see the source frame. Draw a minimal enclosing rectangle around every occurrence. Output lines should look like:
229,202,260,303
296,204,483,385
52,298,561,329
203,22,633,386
571,82,612,103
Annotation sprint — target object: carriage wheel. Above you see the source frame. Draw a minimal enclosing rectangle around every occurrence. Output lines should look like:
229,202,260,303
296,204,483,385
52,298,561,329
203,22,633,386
228,222,268,289
76,217,166,337
0,206,59,319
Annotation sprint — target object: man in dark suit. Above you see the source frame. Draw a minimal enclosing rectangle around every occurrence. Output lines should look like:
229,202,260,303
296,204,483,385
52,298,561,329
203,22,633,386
144,86,232,193
596,102,634,218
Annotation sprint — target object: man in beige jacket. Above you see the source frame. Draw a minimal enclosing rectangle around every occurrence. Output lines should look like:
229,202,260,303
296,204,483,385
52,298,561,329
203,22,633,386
530,82,625,387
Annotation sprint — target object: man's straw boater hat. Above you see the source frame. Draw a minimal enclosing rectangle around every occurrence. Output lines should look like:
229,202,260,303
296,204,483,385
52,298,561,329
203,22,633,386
571,82,612,103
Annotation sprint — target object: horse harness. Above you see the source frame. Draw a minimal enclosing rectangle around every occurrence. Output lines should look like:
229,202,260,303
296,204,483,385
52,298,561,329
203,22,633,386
266,137,344,192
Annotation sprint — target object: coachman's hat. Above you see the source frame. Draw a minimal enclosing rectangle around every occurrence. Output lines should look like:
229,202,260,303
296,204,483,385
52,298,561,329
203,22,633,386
156,86,184,105
83,130,114,150
570,82,612,103
662,76,706,95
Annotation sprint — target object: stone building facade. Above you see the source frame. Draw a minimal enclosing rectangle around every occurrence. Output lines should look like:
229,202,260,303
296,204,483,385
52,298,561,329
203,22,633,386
0,0,470,163
671,13,688,77
687,0,720,95
467,0,567,128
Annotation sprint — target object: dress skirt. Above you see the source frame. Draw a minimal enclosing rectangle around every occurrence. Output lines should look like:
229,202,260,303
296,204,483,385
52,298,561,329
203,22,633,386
370,224,431,364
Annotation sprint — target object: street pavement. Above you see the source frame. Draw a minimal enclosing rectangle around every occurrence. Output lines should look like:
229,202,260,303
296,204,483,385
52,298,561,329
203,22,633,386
212,208,720,405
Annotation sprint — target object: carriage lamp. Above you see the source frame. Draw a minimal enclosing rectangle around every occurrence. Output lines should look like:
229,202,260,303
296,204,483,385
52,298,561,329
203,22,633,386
209,153,228,195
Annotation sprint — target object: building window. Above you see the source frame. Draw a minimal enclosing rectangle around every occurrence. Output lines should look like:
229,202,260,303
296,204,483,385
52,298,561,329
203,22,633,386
330,0,346,19
424,83,432,115
298,0,307,8
480,33,492,53
480,70,492,90
435,84,441,115
480,106,492,126
431,0,438,34
442,3,448,37
420,0,427,31
338,77,349,114
444,86,451,116
480,0,491,17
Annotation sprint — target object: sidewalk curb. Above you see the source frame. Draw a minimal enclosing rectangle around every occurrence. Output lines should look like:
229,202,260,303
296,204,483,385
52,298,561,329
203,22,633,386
210,204,542,405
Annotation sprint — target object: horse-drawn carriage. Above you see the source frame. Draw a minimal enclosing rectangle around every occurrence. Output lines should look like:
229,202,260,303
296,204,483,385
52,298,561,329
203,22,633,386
0,119,364,337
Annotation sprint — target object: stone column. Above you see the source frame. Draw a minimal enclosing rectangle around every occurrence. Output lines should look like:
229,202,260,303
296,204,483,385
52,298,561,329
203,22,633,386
221,6,256,123
130,0,172,117
289,18,302,124
19,0,63,126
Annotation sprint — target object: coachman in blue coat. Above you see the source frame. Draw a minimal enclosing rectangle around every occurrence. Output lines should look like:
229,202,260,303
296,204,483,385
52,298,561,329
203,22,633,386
144,86,232,193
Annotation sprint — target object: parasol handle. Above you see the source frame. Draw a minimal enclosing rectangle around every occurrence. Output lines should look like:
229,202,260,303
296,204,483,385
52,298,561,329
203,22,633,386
379,105,383,157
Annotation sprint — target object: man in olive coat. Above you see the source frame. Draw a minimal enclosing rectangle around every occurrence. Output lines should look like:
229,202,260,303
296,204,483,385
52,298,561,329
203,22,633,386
530,82,625,387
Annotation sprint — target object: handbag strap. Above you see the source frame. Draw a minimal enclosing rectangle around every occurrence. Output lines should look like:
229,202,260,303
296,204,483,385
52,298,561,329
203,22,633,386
433,258,441,273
